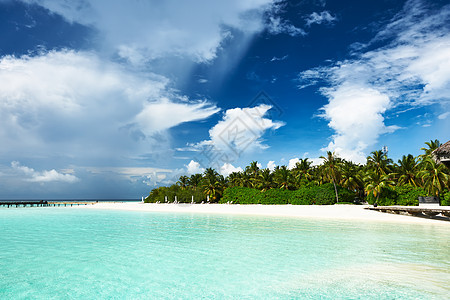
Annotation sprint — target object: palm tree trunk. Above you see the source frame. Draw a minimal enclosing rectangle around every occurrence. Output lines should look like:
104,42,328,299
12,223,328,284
333,180,339,203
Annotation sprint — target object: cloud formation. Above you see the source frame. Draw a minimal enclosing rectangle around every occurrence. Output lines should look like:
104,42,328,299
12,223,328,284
305,11,337,27
0,50,218,160
265,1,305,36
288,158,300,170
267,160,276,171
270,55,288,62
298,0,450,163
12,161,79,183
189,104,284,165
219,163,243,177
21,0,274,63
267,16,306,36
185,160,205,175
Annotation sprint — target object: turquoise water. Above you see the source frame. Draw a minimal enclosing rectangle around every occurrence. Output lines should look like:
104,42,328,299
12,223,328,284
0,208,449,299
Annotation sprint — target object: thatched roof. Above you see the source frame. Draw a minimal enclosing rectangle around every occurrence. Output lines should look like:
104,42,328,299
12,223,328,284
432,140,450,156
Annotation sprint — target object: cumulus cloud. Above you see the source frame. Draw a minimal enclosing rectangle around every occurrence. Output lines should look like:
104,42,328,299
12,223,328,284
21,0,274,63
288,158,300,170
219,163,243,177
0,50,218,160
320,84,400,162
190,104,284,158
298,0,450,163
305,11,337,27
11,161,79,183
267,160,277,171
185,160,205,175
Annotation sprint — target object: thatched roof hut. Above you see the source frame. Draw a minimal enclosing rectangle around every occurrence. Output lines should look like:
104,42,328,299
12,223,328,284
432,140,450,168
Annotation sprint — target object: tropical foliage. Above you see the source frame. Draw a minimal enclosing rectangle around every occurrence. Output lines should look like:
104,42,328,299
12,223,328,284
145,140,450,205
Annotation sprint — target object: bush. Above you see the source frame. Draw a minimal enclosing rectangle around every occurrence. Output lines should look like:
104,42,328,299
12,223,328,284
366,187,397,206
308,183,355,205
259,189,289,204
145,186,206,203
290,187,315,205
336,185,356,203
222,184,356,205
441,190,450,206
221,187,260,204
365,185,427,206
394,185,426,206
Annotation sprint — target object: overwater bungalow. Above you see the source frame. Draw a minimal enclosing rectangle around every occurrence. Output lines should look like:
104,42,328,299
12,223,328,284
432,140,450,168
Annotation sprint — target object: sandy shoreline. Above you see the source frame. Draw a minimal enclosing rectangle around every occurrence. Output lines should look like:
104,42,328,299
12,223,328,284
80,202,450,225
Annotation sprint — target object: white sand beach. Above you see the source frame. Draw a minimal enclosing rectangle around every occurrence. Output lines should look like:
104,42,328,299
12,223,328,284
82,202,450,225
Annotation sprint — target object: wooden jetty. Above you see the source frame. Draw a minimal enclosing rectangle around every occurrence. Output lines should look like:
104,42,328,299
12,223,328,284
0,200,94,208
366,206,450,220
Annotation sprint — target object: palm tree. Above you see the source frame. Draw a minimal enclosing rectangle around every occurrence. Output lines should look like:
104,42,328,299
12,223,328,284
364,171,395,203
420,139,441,157
215,175,228,197
340,161,364,193
419,157,449,197
320,151,341,203
202,168,222,202
309,166,325,185
292,158,312,183
245,161,260,179
204,168,219,183
188,173,203,190
274,166,293,190
177,175,189,190
366,150,392,175
393,154,419,186
255,168,274,191
228,172,243,187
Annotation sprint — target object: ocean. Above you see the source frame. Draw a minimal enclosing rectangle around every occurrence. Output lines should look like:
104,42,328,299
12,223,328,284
1,207,449,299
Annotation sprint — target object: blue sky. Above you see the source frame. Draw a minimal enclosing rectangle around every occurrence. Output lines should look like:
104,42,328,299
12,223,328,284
0,0,449,199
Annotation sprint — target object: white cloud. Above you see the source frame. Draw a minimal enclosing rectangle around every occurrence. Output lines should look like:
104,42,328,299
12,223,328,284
265,1,306,37
11,161,79,183
85,165,183,188
135,98,219,134
438,112,450,120
310,157,323,166
0,50,218,160
267,16,306,36
270,55,288,62
86,166,171,180
267,160,276,171
288,158,300,170
298,0,450,163
186,160,205,175
219,163,243,177
320,84,399,163
306,11,337,27
191,104,284,158
22,0,274,63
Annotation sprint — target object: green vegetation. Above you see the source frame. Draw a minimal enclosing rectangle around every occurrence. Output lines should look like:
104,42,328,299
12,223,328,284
145,140,450,205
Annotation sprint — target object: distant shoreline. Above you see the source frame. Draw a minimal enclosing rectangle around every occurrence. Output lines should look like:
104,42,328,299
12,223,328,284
78,202,450,225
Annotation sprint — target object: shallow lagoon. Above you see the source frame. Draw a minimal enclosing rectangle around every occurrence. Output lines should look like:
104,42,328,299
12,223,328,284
1,207,449,299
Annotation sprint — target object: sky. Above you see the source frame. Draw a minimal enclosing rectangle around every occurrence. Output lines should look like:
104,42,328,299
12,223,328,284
0,0,449,199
